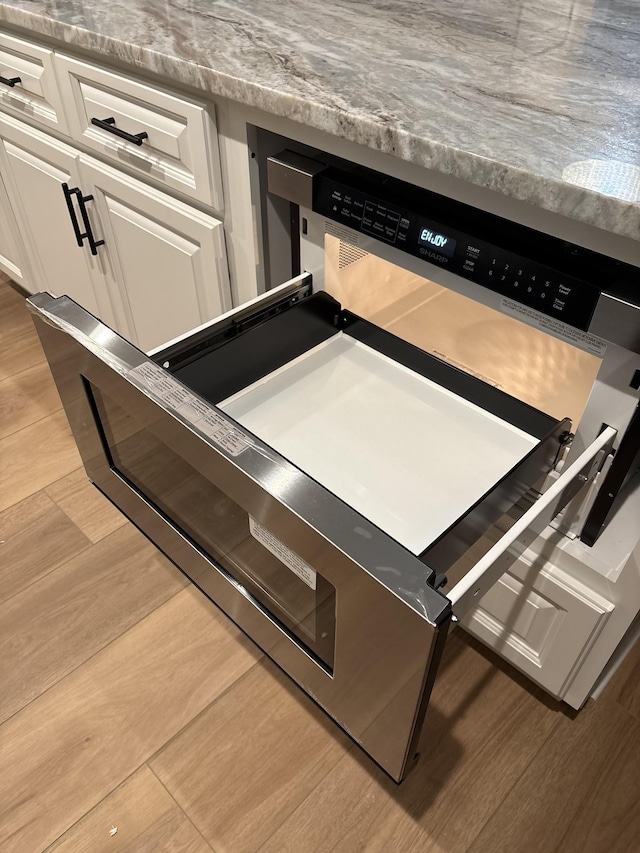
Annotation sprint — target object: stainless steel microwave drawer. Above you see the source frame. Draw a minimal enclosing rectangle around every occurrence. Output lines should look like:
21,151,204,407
27,275,613,783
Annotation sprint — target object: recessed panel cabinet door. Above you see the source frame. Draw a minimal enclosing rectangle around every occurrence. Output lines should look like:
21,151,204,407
78,158,231,352
0,170,26,283
0,113,109,319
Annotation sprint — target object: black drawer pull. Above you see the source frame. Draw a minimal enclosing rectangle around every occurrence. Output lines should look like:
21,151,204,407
91,116,148,146
62,183,105,256
0,75,22,87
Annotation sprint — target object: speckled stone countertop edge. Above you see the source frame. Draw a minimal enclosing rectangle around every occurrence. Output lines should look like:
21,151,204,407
0,4,638,245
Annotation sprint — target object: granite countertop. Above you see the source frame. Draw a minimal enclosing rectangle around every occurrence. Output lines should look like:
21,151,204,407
0,0,639,243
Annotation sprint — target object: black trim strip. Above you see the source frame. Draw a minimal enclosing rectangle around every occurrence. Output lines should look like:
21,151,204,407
290,201,301,276
312,161,638,305
581,406,640,546
157,280,314,370
171,292,341,405
342,311,561,438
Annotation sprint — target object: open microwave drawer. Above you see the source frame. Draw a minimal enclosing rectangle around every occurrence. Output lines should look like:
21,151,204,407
27,274,616,783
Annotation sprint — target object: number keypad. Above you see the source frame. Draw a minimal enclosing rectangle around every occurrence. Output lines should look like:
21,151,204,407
478,251,593,328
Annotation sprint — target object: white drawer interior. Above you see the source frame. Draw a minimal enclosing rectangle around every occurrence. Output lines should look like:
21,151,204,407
220,332,538,555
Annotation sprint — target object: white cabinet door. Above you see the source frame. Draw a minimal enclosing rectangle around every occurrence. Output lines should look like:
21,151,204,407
0,113,110,318
0,169,27,284
78,158,231,352
462,557,613,697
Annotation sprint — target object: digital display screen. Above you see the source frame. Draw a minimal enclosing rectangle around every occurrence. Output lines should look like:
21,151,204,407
418,226,457,258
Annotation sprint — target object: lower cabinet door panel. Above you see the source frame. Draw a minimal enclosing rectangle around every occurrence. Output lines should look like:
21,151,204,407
462,556,613,697
0,112,110,318
0,170,26,284
79,158,232,352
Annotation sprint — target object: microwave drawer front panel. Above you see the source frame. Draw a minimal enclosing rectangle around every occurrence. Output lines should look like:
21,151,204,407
0,32,69,133
54,54,222,208
27,290,451,784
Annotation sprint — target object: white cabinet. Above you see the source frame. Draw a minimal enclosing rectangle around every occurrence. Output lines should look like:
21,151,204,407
0,35,233,351
0,112,106,317
0,111,231,351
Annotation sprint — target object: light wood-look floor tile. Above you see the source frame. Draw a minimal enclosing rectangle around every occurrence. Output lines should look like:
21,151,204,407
0,409,81,512
0,587,261,853
468,695,640,853
256,741,383,853
0,320,44,380
603,629,640,723
0,283,46,382
0,490,91,604
48,766,213,853
0,321,47,382
0,523,188,723
151,657,353,853
46,468,127,543
0,360,62,439
0,280,31,331
258,633,562,853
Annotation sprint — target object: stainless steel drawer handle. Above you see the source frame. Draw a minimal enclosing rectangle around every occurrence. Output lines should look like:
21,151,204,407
0,75,22,87
91,116,149,146
61,183,105,256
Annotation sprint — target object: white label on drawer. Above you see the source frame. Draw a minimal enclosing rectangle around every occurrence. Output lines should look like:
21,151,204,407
249,517,317,590
129,362,252,457
501,299,608,356
197,411,253,456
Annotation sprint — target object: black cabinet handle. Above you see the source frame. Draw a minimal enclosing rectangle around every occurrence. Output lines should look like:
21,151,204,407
62,183,105,256
91,116,148,146
0,75,22,87
62,183,84,248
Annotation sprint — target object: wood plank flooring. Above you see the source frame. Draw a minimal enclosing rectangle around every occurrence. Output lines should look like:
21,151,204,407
0,276,638,853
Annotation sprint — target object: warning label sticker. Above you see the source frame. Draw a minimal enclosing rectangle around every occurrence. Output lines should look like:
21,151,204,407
249,517,317,590
129,362,252,457
501,299,607,357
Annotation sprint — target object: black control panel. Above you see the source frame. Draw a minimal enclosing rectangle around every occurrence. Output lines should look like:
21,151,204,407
313,171,601,330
